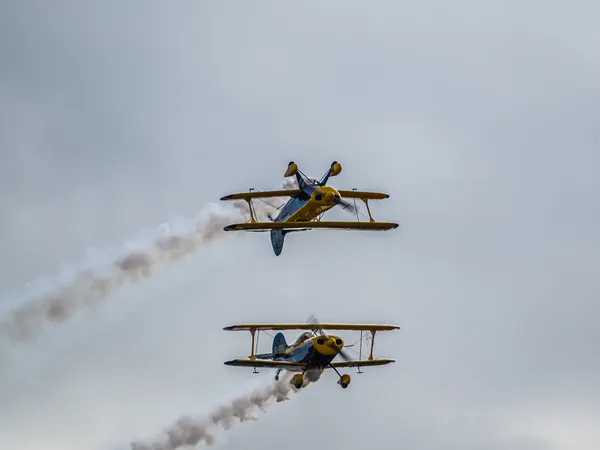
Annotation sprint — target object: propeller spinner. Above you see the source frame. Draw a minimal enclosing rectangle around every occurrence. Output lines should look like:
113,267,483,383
312,186,358,215
308,314,352,361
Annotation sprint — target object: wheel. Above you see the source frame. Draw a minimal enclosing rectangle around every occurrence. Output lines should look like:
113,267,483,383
339,374,351,389
290,374,304,389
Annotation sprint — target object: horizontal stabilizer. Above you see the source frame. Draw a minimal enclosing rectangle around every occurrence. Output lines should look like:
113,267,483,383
224,221,399,232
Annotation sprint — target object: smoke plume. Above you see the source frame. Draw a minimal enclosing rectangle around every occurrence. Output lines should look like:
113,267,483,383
0,178,298,344
129,370,316,449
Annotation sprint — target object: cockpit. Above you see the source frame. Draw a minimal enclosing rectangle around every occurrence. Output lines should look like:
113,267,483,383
293,332,313,346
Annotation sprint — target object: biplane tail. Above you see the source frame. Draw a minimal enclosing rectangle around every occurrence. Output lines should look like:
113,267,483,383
270,229,306,255
270,230,287,256
272,332,289,354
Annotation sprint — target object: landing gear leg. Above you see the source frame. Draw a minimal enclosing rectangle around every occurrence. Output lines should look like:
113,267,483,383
290,368,308,389
274,368,282,381
329,364,351,389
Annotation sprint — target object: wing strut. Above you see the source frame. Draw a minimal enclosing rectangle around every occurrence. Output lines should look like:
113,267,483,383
250,328,261,373
363,199,375,223
250,328,256,359
247,197,257,223
369,330,377,360
358,330,363,373
352,188,360,222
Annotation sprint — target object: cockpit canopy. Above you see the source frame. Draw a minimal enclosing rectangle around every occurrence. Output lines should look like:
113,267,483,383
293,332,313,346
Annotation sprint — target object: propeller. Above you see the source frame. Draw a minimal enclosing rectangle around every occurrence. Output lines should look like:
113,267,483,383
307,315,352,361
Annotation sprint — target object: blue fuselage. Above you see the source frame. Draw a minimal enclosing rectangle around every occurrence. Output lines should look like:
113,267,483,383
276,340,336,369
274,192,311,222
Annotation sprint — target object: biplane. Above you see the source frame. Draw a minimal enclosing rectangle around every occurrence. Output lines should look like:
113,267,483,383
220,161,398,255
223,316,399,389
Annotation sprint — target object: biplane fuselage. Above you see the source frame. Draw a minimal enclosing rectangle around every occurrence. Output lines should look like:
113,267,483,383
275,185,341,223
220,161,399,255
223,322,399,389
266,331,345,369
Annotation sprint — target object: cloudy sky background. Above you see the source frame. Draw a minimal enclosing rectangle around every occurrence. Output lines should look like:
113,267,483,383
1,1,599,449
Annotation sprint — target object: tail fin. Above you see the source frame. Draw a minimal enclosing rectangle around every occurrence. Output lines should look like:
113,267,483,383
272,332,289,354
270,229,287,256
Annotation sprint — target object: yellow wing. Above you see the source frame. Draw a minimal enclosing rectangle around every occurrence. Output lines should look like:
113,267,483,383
336,190,390,200
220,190,388,201
224,359,308,370
223,358,395,369
331,358,395,368
223,221,399,232
220,189,302,201
223,323,400,332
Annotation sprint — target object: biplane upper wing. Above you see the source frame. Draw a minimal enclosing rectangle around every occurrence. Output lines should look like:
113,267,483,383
220,189,302,201
336,190,390,200
223,221,399,232
224,359,308,370
223,323,400,331
331,358,395,368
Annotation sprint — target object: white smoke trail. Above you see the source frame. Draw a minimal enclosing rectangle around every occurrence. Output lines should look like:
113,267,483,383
0,178,298,344
129,370,314,450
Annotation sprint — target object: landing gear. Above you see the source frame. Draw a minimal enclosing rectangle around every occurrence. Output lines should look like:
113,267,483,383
290,366,311,389
337,374,351,389
274,368,282,381
330,364,351,389
290,373,304,389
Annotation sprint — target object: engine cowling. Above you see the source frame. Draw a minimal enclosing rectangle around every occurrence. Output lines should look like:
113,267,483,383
311,186,341,204
313,335,344,356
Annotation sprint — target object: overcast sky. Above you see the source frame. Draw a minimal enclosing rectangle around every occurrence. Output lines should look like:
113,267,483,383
1,1,599,449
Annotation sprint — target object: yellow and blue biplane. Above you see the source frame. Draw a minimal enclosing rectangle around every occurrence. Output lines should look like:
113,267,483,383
223,316,399,389
220,161,398,255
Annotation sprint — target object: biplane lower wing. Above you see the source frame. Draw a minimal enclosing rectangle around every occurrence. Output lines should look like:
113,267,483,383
223,323,400,332
224,359,308,370
220,189,302,201
224,358,395,370
331,358,395,368
223,221,399,232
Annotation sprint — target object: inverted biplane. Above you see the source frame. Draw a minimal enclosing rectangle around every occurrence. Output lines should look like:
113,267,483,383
220,161,398,255
223,316,399,389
